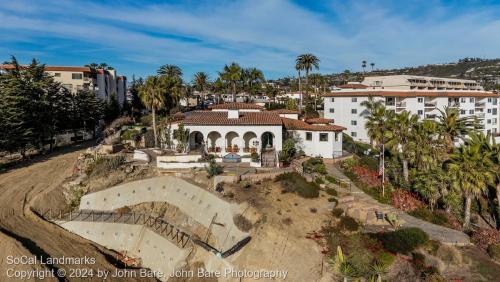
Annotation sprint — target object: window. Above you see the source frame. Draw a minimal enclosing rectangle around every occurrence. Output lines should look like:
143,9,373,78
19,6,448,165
319,133,328,142
488,109,492,114
469,110,474,114
329,108,335,113
351,132,357,137
335,132,339,141
460,110,466,115
72,73,83,80
494,109,498,115
331,98,334,102
351,109,357,114
351,120,357,125
470,98,475,103
54,73,61,77
351,97,357,102
494,98,498,105
487,119,492,124
418,110,423,115
417,97,423,103
460,98,466,103
306,132,312,141
493,118,497,125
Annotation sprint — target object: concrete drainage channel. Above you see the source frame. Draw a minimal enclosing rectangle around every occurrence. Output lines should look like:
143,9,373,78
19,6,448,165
43,176,251,281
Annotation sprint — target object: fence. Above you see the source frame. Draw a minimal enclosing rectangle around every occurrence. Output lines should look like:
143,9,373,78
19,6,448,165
37,209,191,248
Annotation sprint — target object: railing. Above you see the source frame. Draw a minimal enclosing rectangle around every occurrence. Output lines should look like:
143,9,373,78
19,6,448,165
225,147,240,153
207,147,221,153
476,113,486,118
448,103,459,107
243,147,257,153
475,102,486,107
37,209,191,248
425,114,437,119
396,102,406,107
424,102,436,107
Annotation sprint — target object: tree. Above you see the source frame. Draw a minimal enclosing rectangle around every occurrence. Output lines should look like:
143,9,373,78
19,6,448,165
362,60,367,73
370,62,375,71
296,53,320,98
139,76,166,148
413,168,451,210
386,111,419,182
295,63,303,109
174,123,190,153
448,143,495,227
157,64,182,79
193,72,210,106
438,106,479,152
219,63,242,102
243,67,265,95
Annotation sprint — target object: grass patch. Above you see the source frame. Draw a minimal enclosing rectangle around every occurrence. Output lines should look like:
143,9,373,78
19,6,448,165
303,157,327,174
379,227,429,254
326,188,338,196
85,155,125,176
325,175,339,184
338,216,359,232
275,172,319,198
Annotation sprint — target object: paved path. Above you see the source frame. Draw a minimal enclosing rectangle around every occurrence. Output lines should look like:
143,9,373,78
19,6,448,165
326,164,471,245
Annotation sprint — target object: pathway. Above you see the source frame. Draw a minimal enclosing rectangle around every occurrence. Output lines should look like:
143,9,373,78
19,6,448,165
326,164,471,246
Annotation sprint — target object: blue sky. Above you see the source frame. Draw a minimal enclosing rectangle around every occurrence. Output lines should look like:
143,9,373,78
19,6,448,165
1,0,500,81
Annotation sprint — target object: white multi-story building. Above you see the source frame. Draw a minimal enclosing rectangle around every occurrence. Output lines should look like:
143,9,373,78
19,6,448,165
0,65,126,106
324,75,500,143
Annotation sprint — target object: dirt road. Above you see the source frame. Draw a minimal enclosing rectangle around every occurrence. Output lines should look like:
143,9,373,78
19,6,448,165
0,144,156,281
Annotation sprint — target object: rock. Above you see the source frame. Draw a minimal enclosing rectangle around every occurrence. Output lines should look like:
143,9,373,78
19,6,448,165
133,150,150,162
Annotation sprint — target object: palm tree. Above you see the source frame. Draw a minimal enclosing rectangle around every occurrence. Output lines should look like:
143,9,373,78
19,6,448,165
295,62,303,109
386,111,419,182
157,64,183,79
438,106,479,152
219,62,242,102
414,167,451,210
193,72,210,106
448,143,495,227
360,96,384,146
139,76,166,148
406,119,445,172
295,53,320,97
364,105,393,195
362,60,367,73
370,62,375,71
246,67,264,95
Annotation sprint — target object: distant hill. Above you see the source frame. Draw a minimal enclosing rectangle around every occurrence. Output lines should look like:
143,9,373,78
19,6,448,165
270,58,500,91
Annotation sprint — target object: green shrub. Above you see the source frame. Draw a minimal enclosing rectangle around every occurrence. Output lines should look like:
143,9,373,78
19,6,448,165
487,244,500,262
303,157,327,174
338,216,359,232
120,129,140,141
379,228,429,254
332,208,344,217
250,152,259,162
359,156,379,171
341,157,358,172
409,208,448,226
315,177,324,185
326,188,338,196
328,197,338,204
86,155,125,176
326,176,339,184
206,159,223,178
375,250,396,269
275,172,320,198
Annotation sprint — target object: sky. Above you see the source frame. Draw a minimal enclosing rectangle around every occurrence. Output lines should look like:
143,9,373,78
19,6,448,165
1,0,500,81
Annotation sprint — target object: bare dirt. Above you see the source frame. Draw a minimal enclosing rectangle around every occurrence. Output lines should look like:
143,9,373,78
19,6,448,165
0,144,155,281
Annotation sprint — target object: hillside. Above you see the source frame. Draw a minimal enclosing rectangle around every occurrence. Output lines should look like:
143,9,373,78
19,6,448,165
271,58,500,91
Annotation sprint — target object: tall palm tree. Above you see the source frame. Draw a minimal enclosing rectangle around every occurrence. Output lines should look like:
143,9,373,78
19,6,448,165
193,72,209,106
295,53,320,97
295,62,303,109
370,62,375,71
246,67,264,95
360,96,384,145
438,106,479,152
362,60,367,73
139,76,166,148
406,119,445,172
448,143,494,227
386,111,419,182
157,64,183,79
219,62,242,102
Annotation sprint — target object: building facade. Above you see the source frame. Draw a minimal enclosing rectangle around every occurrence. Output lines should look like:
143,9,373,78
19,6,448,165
324,75,500,143
166,103,345,165
0,65,126,106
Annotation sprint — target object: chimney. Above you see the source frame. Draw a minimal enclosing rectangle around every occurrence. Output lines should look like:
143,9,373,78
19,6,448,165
227,109,239,119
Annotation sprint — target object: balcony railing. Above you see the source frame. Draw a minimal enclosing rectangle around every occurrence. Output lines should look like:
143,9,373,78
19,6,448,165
448,102,459,107
424,102,436,107
476,113,486,118
396,102,406,107
425,114,437,119
243,147,257,153
475,102,485,107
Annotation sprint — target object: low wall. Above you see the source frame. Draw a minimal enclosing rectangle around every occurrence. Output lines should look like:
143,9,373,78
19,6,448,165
79,176,248,251
133,150,150,162
58,221,188,281
157,162,207,169
240,169,292,182
157,155,202,162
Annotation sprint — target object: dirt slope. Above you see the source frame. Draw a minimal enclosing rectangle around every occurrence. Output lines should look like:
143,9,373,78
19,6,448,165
0,144,155,282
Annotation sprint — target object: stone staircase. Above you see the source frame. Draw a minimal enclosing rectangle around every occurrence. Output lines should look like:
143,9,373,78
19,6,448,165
261,150,277,167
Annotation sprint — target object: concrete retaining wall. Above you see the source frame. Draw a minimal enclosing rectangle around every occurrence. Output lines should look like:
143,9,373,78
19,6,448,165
157,155,202,162
79,176,248,251
58,221,188,281
157,162,207,169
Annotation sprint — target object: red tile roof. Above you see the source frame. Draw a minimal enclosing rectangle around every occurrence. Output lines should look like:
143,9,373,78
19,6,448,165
183,111,282,125
281,118,345,132
323,91,499,98
268,109,301,114
209,102,264,110
337,83,368,89
304,118,335,124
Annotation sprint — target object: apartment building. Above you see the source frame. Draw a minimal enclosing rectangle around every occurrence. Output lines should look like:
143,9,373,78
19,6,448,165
0,65,126,106
324,75,500,143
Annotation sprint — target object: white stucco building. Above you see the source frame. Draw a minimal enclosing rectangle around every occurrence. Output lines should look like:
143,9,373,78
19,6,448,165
166,103,345,166
324,75,500,143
